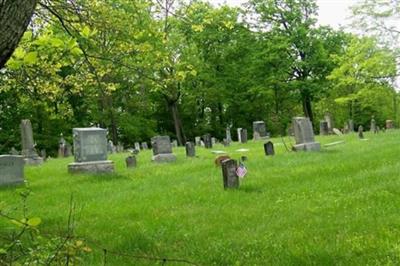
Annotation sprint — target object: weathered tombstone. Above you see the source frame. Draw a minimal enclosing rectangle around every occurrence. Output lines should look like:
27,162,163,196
221,159,239,189
253,121,267,140
9,147,19,155
58,134,66,157
358,125,364,139
324,113,334,133
240,129,248,143
203,134,212,149
333,128,343,136
211,137,216,145
141,142,148,150
0,155,24,186
68,128,114,174
134,142,141,151
200,140,205,147
264,141,275,156
370,117,377,133
151,136,176,163
225,127,232,143
185,142,196,157
107,140,115,154
20,119,43,165
237,128,242,143
348,119,355,132
292,117,321,151
319,121,329,136
195,136,201,146
222,138,230,147
386,120,394,129
125,156,137,168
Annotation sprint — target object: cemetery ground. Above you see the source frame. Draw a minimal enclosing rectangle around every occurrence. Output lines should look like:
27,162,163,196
1,131,400,265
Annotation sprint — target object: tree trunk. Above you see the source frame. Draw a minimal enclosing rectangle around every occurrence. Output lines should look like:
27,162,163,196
0,0,38,69
301,92,314,123
169,101,186,146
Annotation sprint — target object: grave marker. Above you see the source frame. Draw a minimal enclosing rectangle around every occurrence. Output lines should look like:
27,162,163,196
151,136,176,163
292,117,321,151
0,155,24,186
185,142,196,157
20,119,43,165
264,141,275,156
221,159,239,189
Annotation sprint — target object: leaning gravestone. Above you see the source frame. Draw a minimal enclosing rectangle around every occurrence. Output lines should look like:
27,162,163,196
264,141,275,156
253,121,267,140
203,134,212,149
68,128,114,174
221,159,239,189
20,119,43,165
319,121,329,136
292,117,321,151
222,159,239,189
151,136,176,163
126,156,137,168
358,125,364,139
0,155,24,186
185,142,196,157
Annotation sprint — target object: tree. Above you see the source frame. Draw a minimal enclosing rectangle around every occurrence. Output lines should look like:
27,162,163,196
0,0,38,69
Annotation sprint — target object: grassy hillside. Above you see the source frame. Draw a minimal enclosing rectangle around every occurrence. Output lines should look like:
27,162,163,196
1,131,400,265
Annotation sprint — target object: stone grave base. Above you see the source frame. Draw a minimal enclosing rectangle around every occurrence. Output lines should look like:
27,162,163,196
24,157,44,166
152,154,176,163
293,142,321,152
68,160,114,174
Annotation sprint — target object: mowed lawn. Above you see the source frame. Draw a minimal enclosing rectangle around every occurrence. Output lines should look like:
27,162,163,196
1,131,400,265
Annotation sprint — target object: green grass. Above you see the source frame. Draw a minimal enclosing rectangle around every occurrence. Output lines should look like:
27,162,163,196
2,131,400,265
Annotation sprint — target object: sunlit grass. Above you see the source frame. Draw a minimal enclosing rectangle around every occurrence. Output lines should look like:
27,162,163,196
1,130,400,265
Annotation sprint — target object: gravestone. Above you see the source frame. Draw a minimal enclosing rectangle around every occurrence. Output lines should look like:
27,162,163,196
370,117,377,133
116,143,124,152
203,134,212,149
20,119,43,165
68,128,114,174
239,129,248,143
253,121,267,140
141,142,148,150
324,113,334,133
134,142,141,151
358,125,364,139
107,140,115,154
40,149,47,161
58,134,67,157
211,137,216,145
319,121,329,136
0,155,24,186
225,127,232,143
292,117,321,151
237,128,242,143
222,159,239,189
171,140,178,148
195,136,201,146
348,119,355,132
264,141,275,156
125,156,137,168
222,138,230,147
343,123,349,134
185,142,196,157
151,136,176,163
65,142,72,157
386,120,394,129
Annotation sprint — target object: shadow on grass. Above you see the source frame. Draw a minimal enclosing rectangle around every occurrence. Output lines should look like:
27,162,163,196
79,173,130,183
239,184,265,194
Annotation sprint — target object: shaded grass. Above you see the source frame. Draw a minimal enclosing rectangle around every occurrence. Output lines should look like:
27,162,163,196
1,131,400,265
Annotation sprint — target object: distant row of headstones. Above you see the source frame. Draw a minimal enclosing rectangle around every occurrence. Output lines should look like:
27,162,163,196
1,117,397,188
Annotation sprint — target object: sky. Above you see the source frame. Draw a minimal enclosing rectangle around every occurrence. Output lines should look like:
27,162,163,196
211,0,359,29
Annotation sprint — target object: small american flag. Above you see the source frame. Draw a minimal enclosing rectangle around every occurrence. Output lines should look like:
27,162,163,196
236,162,247,178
